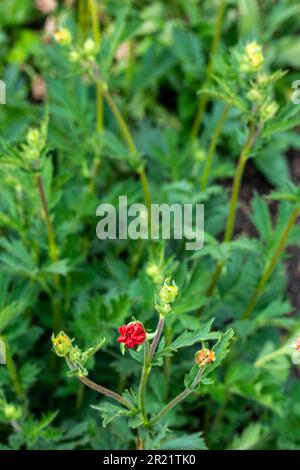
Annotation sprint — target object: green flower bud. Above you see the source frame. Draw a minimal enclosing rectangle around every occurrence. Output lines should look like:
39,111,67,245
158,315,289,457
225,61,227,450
240,41,264,73
3,403,22,421
247,87,263,103
159,279,178,304
146,262,164,284
51,331,73,357
160,302,172,315
260,100,278,122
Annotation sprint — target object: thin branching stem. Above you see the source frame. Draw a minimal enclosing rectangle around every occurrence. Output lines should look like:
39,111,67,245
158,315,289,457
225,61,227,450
242,206,299,320
79,376,136,412
91,65,152,218
149,315,165,362
203,120,256,302
37,174,62,332
138,340,150,422
149,369,203,426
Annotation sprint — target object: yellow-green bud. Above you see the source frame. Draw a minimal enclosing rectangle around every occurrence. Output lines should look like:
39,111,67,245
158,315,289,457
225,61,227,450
51,331,73,357
83,38,97,54
247,87,263,103
260,100,278,122
26,128,41,147
160,302,172,315
146,262,164,284
3,404,22,421
159,279,178,304
69,50,81,63
54,29,72,46
240,41,264,73
69,347,81,363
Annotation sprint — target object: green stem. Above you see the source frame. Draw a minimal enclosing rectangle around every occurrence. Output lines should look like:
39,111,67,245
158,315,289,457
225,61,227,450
78,0,89,43
79,375,136,412
190,0,226,139
138,340,150,422
202,121,256,302
37,175,62,332
136,316,165,423
242,206,299,320
224,120,256,242
3,338,24,400
149,369,202,426
100,85,136,154
254,345,290,368
163,323,172,398
37,175,58,264
88,0,100,46
91,68,152,215
200,105,229,191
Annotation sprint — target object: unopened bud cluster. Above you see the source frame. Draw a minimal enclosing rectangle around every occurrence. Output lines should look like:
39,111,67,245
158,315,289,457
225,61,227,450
238,41,279,123
54,29,98,66
155,278,178,316
240,41,264,74
51,331,105,377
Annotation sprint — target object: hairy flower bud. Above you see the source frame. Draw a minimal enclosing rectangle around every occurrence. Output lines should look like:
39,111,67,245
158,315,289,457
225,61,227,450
51,331,73,357
195,348,215,368
260,100,278,122
159,279,178,304
247,86,263,103
117,322,146,349
240,41,264,73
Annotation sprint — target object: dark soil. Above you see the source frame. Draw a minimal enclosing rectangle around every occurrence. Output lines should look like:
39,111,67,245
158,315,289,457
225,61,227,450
230,150,300,311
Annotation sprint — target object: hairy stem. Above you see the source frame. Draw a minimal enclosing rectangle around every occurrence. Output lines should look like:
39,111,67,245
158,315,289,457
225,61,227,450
149,315,165,362
91,65,152,215
37,175,58,265
200,105,229,191
242,207,299,320
79,376,136,412
203,121,256,300
138,340,150,422
37,175,62,332
149,369,202,426
190,0,226,139
224,120,256,242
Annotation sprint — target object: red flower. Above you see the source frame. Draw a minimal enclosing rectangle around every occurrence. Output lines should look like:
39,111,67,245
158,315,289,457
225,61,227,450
117,322,146,349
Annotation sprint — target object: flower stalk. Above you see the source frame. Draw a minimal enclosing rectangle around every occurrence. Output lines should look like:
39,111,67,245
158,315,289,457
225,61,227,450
149,369,203,427
200,105,229,192
138,340,150,422
203,119,257,301
37,174,62,332
242,206,299,320
79,375,136,412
